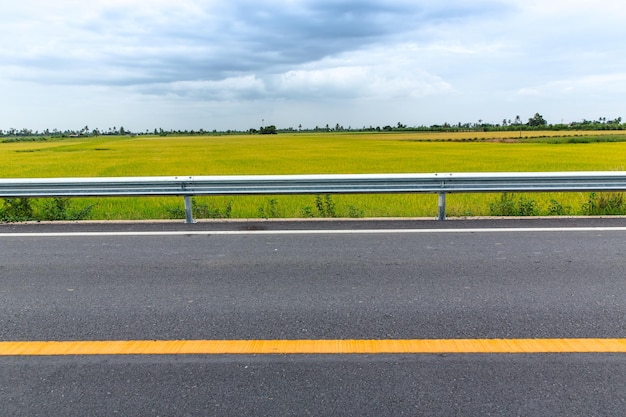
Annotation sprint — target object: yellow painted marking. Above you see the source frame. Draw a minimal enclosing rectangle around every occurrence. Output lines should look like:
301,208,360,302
0,339,625,356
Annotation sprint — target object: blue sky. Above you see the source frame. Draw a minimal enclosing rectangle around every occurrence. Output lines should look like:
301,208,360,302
2,0,625,131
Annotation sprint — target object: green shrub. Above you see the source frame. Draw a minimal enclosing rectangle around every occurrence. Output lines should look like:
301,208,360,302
489,193,517,216
0,198,34,222
42,198,93,221
548,199,570,216
489,193,539,216
517,196,539,216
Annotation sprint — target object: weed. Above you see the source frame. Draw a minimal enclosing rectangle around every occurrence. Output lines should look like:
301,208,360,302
489,193,517,216
223,201,233,218
582,192,626,215
314,195,325,216
548,199,570,216
517,196,539,216
315,195,336,217
348,205,364,218
166,198,233,219
300,206,315,218
165,206,186,219
258,198,280,218
193,200,233,219
489,193,539,216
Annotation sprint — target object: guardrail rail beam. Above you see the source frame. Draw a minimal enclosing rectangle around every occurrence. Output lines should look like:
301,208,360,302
1,172,625,223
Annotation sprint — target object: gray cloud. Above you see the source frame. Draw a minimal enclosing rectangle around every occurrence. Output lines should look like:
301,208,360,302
4,0,510,87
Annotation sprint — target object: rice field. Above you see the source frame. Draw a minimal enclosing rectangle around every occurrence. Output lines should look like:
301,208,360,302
1,131,625,219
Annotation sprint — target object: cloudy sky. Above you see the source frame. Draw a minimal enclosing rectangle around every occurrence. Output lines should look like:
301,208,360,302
2,0,625,132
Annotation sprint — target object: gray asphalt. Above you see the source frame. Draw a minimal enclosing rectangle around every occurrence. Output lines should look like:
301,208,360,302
1,218,625,416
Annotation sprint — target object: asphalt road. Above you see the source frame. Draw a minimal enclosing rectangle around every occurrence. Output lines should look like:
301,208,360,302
1,218,625,416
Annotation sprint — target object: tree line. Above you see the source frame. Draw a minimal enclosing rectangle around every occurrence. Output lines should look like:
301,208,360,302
2,114,624,139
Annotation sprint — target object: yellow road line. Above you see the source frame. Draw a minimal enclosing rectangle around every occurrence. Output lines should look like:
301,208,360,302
1,339,625,356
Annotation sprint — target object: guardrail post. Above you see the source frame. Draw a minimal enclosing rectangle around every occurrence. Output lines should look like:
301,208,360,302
437,193,446,220
184,196,195,224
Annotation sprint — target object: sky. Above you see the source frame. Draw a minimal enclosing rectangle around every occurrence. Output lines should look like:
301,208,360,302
2,0,626,132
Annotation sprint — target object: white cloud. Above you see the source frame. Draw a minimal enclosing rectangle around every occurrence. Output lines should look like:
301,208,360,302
521,0,626,18
273,47,455,100
274,65,443,99
147,76,267,100
518,73,626,97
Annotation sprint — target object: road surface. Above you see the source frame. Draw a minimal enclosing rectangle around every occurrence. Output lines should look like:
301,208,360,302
0,218,625,416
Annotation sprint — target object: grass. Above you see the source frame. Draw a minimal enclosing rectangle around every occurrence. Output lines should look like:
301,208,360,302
1,131,625,219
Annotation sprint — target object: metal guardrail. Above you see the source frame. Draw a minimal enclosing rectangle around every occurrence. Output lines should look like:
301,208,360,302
1,172,626,223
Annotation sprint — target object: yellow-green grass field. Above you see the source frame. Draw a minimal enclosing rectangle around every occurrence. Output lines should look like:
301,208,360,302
1,131,625,219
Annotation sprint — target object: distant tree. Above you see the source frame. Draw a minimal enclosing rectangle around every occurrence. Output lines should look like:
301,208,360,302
259,125,277,134
528,113,547,127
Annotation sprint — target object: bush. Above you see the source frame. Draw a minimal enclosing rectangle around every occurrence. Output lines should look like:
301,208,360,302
42,198,93,221
0,197,92,222
0,198,34,222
